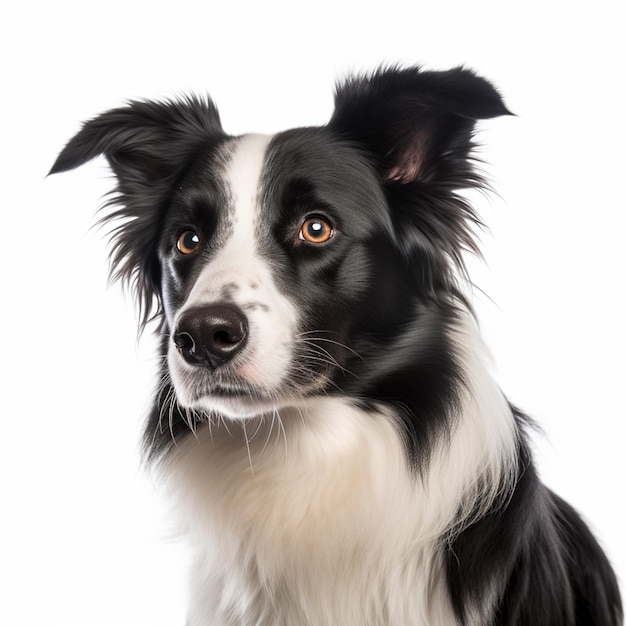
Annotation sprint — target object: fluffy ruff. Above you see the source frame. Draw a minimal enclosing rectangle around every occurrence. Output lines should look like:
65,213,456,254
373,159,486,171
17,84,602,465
51,66,622,625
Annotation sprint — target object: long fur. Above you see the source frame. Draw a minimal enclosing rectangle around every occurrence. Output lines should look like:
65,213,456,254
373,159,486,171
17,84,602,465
51,66,622,625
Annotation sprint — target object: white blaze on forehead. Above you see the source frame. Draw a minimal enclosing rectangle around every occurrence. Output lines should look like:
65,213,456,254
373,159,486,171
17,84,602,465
225,133,274,248
185,133,274,302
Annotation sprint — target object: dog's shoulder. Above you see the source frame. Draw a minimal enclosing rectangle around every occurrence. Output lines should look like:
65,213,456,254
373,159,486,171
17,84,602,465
446,434,622,625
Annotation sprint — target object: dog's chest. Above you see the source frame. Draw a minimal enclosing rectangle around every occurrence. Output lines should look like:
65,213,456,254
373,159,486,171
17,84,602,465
171,399,459,625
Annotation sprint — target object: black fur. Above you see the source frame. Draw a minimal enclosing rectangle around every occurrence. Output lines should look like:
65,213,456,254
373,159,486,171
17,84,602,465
447,407,621,625
51,66,622,624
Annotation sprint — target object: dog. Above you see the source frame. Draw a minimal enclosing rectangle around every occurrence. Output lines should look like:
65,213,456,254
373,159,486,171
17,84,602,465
51,66,622,625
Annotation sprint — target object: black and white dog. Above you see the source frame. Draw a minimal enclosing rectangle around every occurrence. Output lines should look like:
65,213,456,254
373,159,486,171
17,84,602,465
51,67,622,625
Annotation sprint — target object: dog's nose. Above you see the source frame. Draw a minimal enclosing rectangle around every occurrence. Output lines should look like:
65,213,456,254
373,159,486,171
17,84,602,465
173,304,249,370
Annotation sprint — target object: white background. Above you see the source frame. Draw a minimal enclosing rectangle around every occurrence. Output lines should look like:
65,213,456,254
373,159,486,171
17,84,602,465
1,1,624,624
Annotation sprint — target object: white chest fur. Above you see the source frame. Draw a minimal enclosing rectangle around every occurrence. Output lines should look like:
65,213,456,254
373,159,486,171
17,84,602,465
169,398,462,625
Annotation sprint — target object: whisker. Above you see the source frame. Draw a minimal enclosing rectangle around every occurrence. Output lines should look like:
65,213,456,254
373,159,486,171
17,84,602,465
260,411,276,456
220,415,233,438
247,416,265,443
301,342,343,366
276,409,287,459
298,335,365,361
242,421,254,474
297,351,358,379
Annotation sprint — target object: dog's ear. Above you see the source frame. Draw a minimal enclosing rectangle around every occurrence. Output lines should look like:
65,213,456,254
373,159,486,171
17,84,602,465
49,96,224,183
50,97,225,328
329,66,511,293
329,66,510,184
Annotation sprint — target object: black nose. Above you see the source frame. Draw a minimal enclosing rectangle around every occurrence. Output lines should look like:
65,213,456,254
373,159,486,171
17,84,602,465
173,304,249,370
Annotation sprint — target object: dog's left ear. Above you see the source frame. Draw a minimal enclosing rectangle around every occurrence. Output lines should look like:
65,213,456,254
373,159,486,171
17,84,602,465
329,66,510,184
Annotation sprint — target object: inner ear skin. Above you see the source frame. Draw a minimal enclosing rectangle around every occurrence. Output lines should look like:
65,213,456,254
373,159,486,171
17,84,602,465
385,123,436,183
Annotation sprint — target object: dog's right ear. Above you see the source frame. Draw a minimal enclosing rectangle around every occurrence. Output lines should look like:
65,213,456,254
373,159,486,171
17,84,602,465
49,96,224,186
50,96,225,328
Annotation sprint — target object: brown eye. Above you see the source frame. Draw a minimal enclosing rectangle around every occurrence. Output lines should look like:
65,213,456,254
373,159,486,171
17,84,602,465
299,216,334,244
176,230,201,255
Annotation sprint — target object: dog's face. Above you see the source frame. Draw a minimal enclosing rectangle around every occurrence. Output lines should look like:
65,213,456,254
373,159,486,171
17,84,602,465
161,130,391,418
51,67,510,425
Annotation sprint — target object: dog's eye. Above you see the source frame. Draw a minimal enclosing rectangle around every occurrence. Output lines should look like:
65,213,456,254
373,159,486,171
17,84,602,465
299,216,334,244
176,230,201,255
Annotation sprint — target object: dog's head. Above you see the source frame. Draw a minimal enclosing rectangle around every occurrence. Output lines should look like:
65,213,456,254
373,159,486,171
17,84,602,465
51,67,509,424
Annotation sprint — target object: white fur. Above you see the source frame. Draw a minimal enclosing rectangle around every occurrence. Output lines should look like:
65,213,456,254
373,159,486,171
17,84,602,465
168,134,300,419
162,310,518,625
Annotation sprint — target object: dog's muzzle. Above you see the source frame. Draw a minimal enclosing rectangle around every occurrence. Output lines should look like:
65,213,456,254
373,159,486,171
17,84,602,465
173,304,249,371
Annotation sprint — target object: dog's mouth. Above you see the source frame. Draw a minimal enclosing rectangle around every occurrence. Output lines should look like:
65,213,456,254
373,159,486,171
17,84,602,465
202,381,258,399
168,346,285,418
176,368,263,400
181,382,292,419
169,348,331,420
